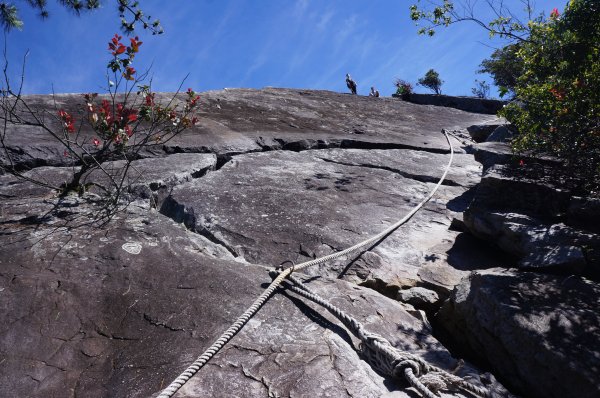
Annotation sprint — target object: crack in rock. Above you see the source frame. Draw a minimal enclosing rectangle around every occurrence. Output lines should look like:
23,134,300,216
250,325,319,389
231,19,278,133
318,157,461,187
142,313,186,333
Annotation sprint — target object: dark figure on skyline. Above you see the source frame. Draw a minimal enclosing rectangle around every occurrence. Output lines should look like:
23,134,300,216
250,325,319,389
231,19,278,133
370,87,380,97
346,74,357,95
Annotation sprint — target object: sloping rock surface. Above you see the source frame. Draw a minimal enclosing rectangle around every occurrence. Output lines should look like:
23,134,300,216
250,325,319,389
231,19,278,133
2,88,498,171
1,88,512,397
0,184,503,398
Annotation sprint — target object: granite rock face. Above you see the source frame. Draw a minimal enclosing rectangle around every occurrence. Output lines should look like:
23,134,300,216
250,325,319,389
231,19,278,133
464,164,600,275
467,123,500,143
0,88,517,397
1,186,508,398
436,269,600,398
450,124,600,398
2,88,498,172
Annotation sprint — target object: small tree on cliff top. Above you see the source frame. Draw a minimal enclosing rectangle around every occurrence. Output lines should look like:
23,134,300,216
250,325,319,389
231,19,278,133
418,69,443,95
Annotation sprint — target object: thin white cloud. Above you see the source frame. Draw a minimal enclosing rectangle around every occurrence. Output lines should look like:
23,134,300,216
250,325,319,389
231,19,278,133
317,10,335,31
293,0,309,18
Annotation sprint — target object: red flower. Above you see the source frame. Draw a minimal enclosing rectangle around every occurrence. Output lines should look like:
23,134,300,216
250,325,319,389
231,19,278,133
145,93,155,106
58,109,75,133
549,87,565,100
550,8,560,19
100,100,111,115
125,125,133,137
93,138,101,147
519,159,525,167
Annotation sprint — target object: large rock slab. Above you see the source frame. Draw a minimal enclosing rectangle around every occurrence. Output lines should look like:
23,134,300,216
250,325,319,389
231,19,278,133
0,192,502,398
1,88,517,397
159,147,509,297
436,269,600,398
2,89,499,171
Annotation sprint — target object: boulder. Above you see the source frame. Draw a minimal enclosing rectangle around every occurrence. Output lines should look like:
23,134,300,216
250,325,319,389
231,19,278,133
473,142,561,172
519,245,587,273
464,210,598,274
468,164,572,218
397,287,440,312
567,196,600,233
436,269,600,398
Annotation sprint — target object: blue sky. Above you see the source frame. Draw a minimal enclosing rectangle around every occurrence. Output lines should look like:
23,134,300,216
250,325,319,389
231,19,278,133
5,0,559,97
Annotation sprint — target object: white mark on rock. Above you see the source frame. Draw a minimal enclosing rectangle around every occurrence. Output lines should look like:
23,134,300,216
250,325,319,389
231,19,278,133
122,242,142,255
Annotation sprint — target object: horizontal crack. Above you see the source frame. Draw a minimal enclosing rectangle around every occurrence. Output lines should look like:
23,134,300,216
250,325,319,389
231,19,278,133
318,157,461,187
95,329,140,341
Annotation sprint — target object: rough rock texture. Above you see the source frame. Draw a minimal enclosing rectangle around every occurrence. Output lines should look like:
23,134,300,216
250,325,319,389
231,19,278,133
159,147,494,296
2,88,499,172
464,164,600,275
473,141,561,172
0,88,512,398
397,287,440,312
436,269,600,398
450,126,600,398
0,177,504,398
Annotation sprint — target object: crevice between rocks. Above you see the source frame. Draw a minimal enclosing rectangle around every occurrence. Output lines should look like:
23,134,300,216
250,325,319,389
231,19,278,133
158,195,241,260
317,157,461,187
167,137,452,173
142,313,186,333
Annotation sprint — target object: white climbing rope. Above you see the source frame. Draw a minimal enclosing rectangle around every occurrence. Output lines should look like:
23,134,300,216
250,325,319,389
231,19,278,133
158,129,456,398
281,273,492,398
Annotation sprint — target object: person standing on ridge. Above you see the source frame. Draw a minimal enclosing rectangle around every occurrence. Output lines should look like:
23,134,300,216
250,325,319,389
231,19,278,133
346,74,357,95
370,87,380,97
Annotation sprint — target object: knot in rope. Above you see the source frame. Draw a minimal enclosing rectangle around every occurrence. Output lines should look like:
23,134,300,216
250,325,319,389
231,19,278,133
395,359,423,378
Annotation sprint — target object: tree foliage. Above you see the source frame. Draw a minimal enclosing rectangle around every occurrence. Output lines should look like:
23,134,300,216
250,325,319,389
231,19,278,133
500,0,600,192
394,78,413,98
0,33,199,219
478,43,524,98
0,0,163,34
417,69,443,95
410,0,537,42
